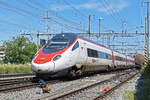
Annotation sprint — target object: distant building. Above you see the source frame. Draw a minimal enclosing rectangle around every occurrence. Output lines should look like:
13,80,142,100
0,46,6,60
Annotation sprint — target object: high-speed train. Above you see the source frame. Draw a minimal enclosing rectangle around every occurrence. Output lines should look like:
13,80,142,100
31,33,135,77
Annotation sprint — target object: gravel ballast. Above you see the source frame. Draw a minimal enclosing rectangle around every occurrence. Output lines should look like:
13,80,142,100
0,73,115,100
102,74,140,100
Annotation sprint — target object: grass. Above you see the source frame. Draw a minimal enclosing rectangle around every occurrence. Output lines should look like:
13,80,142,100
123,90,135,100
0,64,32,74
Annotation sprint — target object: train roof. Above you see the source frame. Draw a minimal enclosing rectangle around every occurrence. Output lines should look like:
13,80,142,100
52,33,78,40
55,33,106,47
53,33,134,58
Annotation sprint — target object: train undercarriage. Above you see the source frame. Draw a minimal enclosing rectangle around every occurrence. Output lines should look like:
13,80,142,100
34,64,138,80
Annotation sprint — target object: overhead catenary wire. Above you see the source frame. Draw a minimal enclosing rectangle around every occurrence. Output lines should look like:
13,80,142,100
28,0,47,10
0,6,29,17
103,0,128,33
103,0,126,27
47,10,81,26
22,0,87,32
62,0,88,18
102,0,122,28
48,19,87,32
99,0,123,28
16,0,41,11
0,1,87,32
0,1,41,19
0,19,36,31
27,0,81,27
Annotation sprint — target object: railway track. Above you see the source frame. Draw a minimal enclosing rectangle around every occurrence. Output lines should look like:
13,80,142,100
94,72,138,100
0,68,138,94
0,73,35,85
0,73,34,78
37,69,139,100
0,76,36,92
0,82,39,92
0,73,36,88
0,77,33,87
0,79,61,93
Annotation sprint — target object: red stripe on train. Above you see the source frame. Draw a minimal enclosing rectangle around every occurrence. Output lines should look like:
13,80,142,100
33,38,78,64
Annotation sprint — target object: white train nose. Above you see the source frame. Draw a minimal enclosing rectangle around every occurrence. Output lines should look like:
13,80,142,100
31,61,55,74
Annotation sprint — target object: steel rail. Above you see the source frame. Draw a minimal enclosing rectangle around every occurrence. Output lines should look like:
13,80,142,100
0,73,34,78
38,70,137,100
94,72,139,100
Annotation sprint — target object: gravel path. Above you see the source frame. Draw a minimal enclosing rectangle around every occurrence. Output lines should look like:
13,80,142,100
0,73,116,100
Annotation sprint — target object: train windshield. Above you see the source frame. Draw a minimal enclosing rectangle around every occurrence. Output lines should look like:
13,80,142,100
44,39,69,49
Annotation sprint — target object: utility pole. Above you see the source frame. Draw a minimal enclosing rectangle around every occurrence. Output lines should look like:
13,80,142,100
46,10,49,33
43,9,51,40
98,17,104,44
88,15,91,37
106,29,114,48
98,17,104,36
107,36,110,48
145,16,147,34
144,2,150,58
121,21,126,33
36,31,39,51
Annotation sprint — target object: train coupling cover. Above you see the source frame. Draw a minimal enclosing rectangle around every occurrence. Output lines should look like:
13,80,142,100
39,79,51,94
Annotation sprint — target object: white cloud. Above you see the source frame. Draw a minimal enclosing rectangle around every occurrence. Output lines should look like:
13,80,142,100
50,3,100,11
50,4,70,11
50,0,128,14
79,3,99,9
117,0,128,11
98,0,128,14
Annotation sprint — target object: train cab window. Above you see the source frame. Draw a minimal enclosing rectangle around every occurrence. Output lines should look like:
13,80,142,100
44,39,69,50
72,41,79,51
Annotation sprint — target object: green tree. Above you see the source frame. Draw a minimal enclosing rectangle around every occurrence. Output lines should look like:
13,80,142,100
3,36,37,64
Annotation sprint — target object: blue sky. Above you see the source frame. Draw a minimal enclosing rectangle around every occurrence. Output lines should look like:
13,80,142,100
0,0,147,54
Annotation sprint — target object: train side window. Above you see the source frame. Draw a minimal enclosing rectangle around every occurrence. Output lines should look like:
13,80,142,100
87,48,98,58
98,51,104,58
87,48,93,57
98,52,111,59
116,56,125,61
106,54,108,59
116,56,120,61
106,54,111,59
72,41,79,51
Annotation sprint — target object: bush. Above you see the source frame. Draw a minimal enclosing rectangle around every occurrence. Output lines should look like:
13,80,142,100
135,64,150,100
3,36,37,64
0,64,32,74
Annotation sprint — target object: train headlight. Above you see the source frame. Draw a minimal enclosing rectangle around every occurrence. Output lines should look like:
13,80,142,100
53,55,61,61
